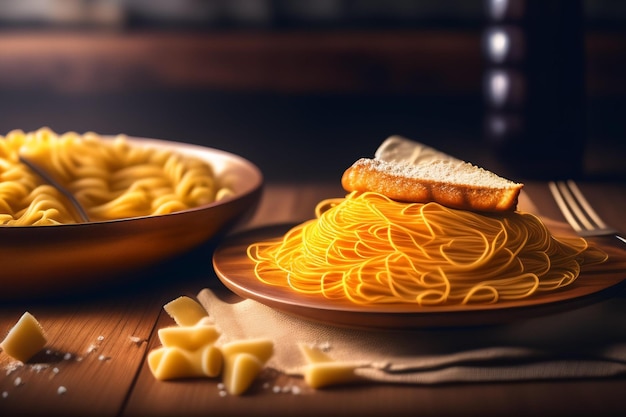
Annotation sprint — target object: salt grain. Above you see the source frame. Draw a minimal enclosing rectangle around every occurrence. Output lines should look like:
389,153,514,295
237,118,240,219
63,352,73,360
31,364,49,373
5,361,23,375
128,336,143,345
14,376,22,386
57,386,67,395
2,391,8,398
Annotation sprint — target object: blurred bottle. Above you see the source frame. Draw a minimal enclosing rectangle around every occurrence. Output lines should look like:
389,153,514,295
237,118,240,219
483,0,586,179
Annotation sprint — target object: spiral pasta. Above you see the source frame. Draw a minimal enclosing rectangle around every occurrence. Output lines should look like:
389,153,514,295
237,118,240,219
0,127,233,225
247,191,608,306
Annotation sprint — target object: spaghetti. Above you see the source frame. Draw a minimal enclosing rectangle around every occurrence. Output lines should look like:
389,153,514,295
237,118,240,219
247,191,608,306
0,128,232,225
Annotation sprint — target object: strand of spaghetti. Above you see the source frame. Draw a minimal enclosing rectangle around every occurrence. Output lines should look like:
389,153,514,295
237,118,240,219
247,191,608,306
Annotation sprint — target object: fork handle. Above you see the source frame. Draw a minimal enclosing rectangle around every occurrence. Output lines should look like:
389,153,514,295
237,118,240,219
589,233,626,246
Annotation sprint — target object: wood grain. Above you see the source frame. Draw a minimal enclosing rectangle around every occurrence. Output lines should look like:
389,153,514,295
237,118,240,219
1,181,626,417
0,296,160,416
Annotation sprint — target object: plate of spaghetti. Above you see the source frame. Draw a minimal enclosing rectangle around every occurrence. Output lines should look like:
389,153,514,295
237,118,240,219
0,128,262,298
213,189,624,329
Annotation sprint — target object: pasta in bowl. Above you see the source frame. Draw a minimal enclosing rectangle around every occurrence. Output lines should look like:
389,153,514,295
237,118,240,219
0,128,263,297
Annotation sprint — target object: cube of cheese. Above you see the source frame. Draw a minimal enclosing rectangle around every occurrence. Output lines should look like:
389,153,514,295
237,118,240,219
147,344,223,380
158,323,220,351
299,344,361,389
0,312,47,363
220,338,274,395
220,338,273,364
303,361,361,389
222,353,263,396
163,296,208,326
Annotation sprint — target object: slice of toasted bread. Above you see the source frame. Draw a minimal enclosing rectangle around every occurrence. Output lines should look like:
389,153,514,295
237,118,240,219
341,137,523,212
374,135,463,165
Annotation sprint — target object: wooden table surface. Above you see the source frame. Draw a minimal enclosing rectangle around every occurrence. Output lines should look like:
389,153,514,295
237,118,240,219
1,180,626,417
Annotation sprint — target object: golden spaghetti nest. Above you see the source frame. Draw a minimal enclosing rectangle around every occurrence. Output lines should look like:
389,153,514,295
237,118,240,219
0,128,232,225
247,191,607,306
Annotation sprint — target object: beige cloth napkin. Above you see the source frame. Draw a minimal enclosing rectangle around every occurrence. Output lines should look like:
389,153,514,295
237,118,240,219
197,281,626,385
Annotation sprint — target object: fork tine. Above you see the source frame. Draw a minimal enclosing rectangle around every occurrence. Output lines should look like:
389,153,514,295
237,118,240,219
548,181,583,233
549,180,625,243
564,180,610,230
556,181,596,231
549,180,621,239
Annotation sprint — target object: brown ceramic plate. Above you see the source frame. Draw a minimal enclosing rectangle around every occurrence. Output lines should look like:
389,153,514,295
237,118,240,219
213,223,626,329
1,137,263,298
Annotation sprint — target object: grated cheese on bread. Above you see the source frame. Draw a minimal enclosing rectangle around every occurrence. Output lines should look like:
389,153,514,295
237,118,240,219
341,136,523,212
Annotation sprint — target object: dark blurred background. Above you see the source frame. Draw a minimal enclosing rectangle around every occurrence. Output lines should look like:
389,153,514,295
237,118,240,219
0,0,624,182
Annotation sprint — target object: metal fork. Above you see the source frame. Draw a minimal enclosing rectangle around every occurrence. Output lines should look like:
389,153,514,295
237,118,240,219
548,180,626,243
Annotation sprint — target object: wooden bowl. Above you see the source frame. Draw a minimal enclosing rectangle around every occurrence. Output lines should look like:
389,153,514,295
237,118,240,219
0,137,263,298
